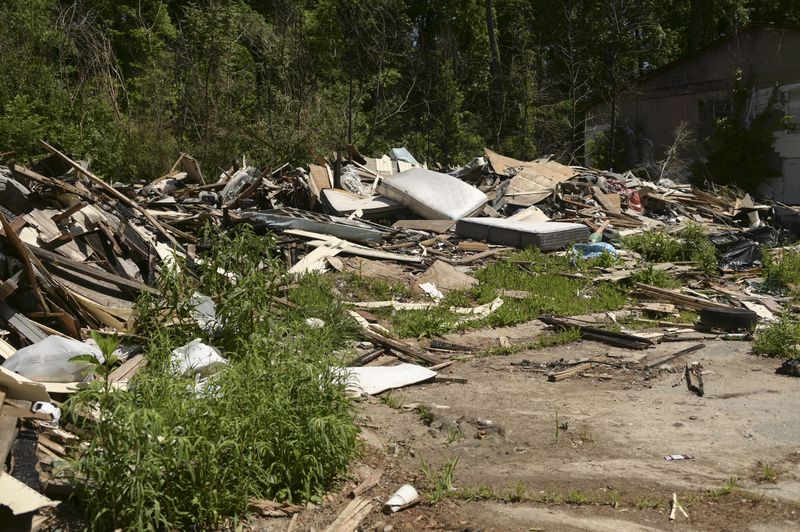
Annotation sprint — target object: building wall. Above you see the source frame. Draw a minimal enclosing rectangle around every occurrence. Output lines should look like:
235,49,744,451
585,27,800,203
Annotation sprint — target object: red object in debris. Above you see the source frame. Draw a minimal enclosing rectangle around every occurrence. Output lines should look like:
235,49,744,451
628,190,642,212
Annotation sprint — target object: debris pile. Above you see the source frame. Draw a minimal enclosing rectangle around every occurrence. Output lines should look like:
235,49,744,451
1,140,800,524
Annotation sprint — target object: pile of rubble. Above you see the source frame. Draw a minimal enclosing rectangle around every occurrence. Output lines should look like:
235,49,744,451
1,139,799,522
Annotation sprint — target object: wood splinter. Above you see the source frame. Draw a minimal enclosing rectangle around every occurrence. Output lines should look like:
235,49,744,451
669,492,689,521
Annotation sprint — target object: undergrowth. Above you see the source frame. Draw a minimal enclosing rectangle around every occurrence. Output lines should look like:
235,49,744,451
763,249,800,297
753,318,800,358
623,223,717,274
65,226,360,531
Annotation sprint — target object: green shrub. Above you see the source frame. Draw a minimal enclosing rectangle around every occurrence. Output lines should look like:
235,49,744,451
67,226,359,530
623,223,717,274
763,250,800,297
753,319,800,359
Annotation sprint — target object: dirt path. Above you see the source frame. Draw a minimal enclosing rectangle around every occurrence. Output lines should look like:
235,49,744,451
324,320,800,531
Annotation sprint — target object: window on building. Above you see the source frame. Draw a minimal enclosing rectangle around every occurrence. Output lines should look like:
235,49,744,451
697,98,732,139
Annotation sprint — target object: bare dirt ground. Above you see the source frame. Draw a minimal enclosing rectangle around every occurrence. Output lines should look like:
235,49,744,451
269,319,800,531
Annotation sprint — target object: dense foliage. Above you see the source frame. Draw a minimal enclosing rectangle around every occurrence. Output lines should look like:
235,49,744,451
1,1,798,181
66,227,360,530
0,0,800,180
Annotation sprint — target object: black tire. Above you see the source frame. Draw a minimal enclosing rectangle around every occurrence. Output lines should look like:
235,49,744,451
699,307,758,332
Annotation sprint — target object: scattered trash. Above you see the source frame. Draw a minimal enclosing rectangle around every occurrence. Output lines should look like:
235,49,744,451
383,484,420,513
776,358,800,377
305,317,326,329
664,455,695,461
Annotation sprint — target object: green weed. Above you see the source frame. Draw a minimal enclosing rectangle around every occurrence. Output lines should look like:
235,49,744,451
623,223,717,274
391,306,457,338
508,480,528,502
540,490,564,504
416,405,435,425
66,226,360,531
566,489,591,505
380,392,404,409
421,456,459,503
763,250,800,297
758,463,781,483
708,477,740,499
446,429,463,444
338,272,412,301
454,484,500,501
634,496,661,509
630,264,682,288
753,319,800,358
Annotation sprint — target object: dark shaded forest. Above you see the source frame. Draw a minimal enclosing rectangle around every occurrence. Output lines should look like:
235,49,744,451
1,0,799,180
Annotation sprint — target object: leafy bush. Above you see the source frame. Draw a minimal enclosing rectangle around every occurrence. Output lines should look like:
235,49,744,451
67,227,359,530
763,249,800,297
623,223,717,274
753,319,800,359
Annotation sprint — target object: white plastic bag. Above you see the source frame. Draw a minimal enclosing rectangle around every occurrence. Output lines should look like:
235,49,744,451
1,336,103,383
170,338,227,377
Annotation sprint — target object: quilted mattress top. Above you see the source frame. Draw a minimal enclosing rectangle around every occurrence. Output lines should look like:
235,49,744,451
377,168,488,220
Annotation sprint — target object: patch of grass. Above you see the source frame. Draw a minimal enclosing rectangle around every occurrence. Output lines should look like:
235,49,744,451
416,405,435,426
623,223,718,274
338,272,412,301
540,490,564,504
66,226,360,530
380,392,404,409
757,463,781,483
566,489,591,505
606,489,623,508
391,306,457,338
763,249,800,297
420,456,459,503
508,480,528,502
634,496,662,509
708,477,740,499
472,258,628,327
630,264,682,288
753,319,800,358
454,484,500,501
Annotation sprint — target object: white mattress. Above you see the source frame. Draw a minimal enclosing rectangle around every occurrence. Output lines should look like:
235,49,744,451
377,168,488,220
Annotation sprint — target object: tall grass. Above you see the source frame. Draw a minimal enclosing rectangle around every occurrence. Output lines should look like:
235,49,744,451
66,226,359,530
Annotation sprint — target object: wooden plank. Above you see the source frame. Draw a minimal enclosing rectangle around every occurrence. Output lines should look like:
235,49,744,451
0,302,48,344
548,362,593,382
28,245,158,295
634,283,731,311
350,468,383,498
359,328,440,366
0,389,20,469
644,343,704,370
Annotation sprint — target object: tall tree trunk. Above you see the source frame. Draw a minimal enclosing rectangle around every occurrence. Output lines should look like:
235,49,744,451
485,0,503,147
